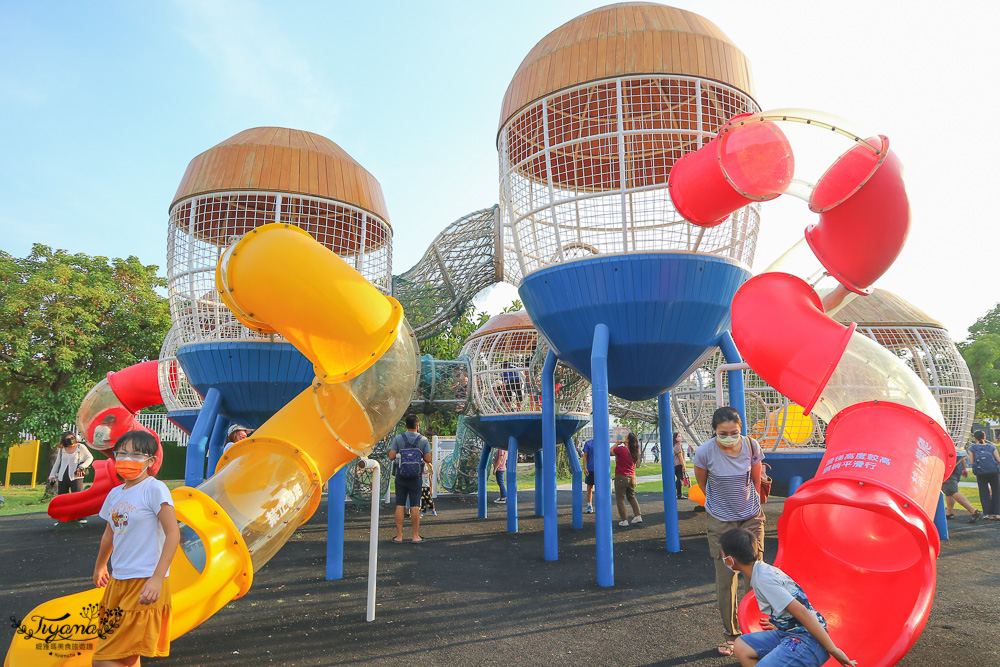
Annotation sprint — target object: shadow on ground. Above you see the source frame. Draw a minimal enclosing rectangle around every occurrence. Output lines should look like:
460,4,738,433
2,490,998,665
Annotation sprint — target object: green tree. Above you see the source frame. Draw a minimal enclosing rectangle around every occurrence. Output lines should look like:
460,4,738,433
0,244,171,455
960,333,1000,420
617,413,659,462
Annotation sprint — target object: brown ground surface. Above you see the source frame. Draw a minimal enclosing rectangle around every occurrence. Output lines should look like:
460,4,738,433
2,490,998,665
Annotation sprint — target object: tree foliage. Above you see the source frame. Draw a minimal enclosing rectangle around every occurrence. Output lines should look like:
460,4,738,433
959,301,1000,421
0,244,171,455
616,414,659,461
414,298,524,438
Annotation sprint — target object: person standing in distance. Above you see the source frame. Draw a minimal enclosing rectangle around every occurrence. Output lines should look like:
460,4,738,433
968,430,1000,520
388,414,432,543
48,432,94,525
492,447,508,504
581,439,596,513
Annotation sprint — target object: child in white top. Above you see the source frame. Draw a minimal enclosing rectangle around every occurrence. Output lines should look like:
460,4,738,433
719,528,856,667
93,430,178,666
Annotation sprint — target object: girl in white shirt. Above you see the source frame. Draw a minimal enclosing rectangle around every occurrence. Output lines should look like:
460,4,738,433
92,430,179,665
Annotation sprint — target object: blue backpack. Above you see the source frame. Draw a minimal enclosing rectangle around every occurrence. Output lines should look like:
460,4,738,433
970,444,1000,475
396,433,426,479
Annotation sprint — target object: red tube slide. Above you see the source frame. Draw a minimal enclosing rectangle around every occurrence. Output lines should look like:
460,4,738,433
739,402,955,666
49,361,164,522
668,111,909,295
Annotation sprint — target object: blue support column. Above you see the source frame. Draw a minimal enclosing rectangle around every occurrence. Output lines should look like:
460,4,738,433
718,332,748,432
534,451,543,517
788,476,804,496
205,414,231,479
592,323,614,587
507,436,519,533
542,349,558,561
565,437,583,530
326,467,347,580
477,444,493,519
933,492,949,541
658,392,680,552
185,387,222,487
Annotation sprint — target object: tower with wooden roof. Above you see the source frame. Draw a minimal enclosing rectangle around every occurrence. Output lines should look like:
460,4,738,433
458,311,591,531
161,127,394,484
499,2,762,582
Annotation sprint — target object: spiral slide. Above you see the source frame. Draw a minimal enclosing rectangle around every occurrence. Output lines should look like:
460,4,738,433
7,224,416,666
48,361,165,523
670,110,956,666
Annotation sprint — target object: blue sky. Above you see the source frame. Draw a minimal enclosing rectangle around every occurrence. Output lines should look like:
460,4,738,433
2,0,996,340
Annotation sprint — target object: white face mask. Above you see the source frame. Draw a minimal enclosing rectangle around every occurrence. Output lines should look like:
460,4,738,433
723,555,738,573
716,434,741,447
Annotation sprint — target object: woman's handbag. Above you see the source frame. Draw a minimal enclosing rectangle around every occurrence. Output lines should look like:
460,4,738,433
749,437,772,504
759,463,772,504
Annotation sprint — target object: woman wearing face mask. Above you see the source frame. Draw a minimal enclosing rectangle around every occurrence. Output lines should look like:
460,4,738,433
48,432,94,523
92,431,179,665
692,406,766,657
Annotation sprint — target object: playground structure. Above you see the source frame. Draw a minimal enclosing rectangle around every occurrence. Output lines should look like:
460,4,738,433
504,2,759,574
669,289,975,485
670,106,955,664
457,311,591,531
5,3,967,666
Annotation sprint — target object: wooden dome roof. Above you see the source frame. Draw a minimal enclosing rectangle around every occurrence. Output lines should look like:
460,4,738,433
498,2,756,132
832,290,945,329
171,127,390,223
467,311,535,341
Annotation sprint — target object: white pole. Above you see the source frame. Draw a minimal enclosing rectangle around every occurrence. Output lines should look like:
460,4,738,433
357,457,381,622
714,362,751,407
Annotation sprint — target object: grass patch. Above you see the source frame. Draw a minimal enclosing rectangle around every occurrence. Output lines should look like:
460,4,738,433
0,480,186,517
0,485,49,516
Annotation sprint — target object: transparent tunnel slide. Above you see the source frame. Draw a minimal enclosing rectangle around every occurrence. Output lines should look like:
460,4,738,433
6,224,418,666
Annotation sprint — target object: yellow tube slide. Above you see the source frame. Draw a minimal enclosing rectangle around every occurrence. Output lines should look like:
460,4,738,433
7,224,416,666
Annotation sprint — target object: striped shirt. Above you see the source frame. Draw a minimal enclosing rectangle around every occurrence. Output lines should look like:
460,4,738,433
693,436,764,522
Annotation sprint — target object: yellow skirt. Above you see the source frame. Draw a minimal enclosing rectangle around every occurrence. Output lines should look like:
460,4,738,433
93,576,172,660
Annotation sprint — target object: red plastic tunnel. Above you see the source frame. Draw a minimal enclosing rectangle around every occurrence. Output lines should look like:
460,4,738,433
806,147,910,294
731,272,855,414
738,401,955,666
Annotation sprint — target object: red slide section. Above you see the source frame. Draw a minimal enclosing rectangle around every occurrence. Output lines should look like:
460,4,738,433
739,402,954,666
49,361,164,522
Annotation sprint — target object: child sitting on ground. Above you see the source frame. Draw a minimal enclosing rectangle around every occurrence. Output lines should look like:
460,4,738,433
718,528,856,667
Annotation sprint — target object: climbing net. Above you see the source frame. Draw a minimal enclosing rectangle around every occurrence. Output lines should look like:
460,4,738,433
392,207,506,341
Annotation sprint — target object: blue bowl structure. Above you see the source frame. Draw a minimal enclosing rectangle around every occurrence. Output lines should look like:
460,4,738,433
177,342,314,429
464,414,590,454
519,253,750,401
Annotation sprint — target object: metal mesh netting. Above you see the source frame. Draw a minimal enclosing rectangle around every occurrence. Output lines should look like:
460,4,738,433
392,207,507,341
410,355,470,415
672,324,976,450
167,191,392,347
460,323,591,417
438,415,484,494
855,326,975,447
157,325,204,412
499,75,762,283
344,432,394,506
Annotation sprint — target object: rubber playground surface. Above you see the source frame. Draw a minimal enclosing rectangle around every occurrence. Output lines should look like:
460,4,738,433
2,489,998,666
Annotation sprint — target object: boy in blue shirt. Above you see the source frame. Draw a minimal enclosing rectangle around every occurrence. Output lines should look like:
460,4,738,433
719,528,856,667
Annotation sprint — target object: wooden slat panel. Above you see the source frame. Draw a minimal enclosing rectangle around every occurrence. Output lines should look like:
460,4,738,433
171,127,391,225
499,3,756,132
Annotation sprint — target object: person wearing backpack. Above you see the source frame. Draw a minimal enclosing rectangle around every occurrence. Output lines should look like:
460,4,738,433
388,414,432,542
968,430,1000,520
